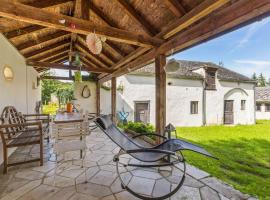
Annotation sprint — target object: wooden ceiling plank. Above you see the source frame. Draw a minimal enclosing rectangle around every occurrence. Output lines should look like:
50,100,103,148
27,60,113,73
4,25,46,39
23,39,70,58
106,0,270,81
115,0,157,36
17,31,69,51
164,0,186,17
0,0,163,47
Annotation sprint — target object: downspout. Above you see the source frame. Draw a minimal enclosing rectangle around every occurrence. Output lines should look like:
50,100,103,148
202,79,206,126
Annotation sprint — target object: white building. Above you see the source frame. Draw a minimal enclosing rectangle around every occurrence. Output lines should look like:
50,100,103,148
255,87,270,120
99,60,256,127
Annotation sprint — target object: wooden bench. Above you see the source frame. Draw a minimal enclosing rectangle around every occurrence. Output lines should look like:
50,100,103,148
0,106,47,173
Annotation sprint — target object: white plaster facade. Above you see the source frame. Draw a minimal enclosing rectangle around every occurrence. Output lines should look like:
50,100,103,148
100,71,255,127
0,34,41,114
256,103,270,120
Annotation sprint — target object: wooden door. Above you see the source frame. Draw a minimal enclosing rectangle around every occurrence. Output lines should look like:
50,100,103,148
135,102,150,123
224,100,234,124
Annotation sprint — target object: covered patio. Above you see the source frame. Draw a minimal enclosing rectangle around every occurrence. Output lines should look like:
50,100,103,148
0,128,251,200
0,0,270,199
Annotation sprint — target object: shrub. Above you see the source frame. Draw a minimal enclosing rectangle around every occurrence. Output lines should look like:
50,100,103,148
119,121,155,139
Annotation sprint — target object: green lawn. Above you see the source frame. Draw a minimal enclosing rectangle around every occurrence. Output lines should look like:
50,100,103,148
176,120,270,199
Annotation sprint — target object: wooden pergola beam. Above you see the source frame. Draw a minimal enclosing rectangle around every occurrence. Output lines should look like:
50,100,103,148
0,0,163,47
164,0,186,17
115,0,157,36
23,39,70,58
111,77,117,123
27,60,113,73
41,76,73,81
155,54,166,143
17,31,69,51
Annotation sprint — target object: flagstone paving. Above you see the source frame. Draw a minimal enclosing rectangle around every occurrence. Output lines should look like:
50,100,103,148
0,129,256,200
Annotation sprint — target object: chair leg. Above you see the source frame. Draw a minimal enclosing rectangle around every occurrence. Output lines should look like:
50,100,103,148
40,139,43,166
3,146,8,174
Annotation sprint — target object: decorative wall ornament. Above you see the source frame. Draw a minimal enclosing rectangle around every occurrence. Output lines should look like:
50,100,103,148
81,85,91,98
164,58,180,73
3,65,14,81
86,33,102,55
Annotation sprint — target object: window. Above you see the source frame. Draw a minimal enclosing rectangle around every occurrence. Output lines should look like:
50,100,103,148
190,101,198,114
256,103,261,111
205,70,217,90
266,104,270,112
241,100,246,110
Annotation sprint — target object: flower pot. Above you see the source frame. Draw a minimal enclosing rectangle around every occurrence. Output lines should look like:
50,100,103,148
66,103,73,113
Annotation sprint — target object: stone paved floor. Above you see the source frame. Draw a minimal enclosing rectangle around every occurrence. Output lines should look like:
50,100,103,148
0,129,255,200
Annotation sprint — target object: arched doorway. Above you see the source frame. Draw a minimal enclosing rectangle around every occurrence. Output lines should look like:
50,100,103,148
223,88,248,124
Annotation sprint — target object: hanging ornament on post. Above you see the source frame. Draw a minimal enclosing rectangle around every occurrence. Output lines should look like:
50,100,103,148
86,33,102,55
164,49,180,73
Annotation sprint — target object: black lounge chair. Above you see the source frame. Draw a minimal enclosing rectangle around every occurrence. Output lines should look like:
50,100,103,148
95,115,216,200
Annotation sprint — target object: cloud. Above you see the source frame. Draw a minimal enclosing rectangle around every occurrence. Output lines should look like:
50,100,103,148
230,18,270,52
232,60,270,78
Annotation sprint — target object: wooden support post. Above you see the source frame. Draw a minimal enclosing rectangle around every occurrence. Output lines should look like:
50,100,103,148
155,54,166,143
96,82,100,115
111,77,117,123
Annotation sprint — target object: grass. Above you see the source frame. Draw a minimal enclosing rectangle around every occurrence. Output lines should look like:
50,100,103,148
176,120,270,199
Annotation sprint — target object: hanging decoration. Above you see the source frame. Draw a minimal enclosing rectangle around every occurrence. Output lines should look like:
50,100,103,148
164,58,180,73
71,53,83,82
86,33,102,54
81,85,91,98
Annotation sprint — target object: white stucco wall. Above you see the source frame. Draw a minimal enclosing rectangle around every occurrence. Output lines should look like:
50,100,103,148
256,103,270,120
73,81,97,113
0,34,41,165
205,80,255,125
0,34,41,114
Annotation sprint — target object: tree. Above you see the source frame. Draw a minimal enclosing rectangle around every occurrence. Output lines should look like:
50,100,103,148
41,72,74,105
258,73,267,87
251,73,257,81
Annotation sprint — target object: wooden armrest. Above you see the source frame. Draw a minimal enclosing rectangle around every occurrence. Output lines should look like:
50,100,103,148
24,114,49,117
0,121,42,129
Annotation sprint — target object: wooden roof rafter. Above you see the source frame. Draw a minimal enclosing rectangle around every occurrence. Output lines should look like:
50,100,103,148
31,46,70,61
4,25,46,39
23,39,70,58
74,43,110,69
16,31,70,51
0,0,163,47
42,52,69,63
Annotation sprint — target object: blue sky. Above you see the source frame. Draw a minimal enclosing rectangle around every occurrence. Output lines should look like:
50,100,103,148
173,16,270,79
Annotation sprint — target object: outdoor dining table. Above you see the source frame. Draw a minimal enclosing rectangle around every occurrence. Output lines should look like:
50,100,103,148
54,112,84,123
